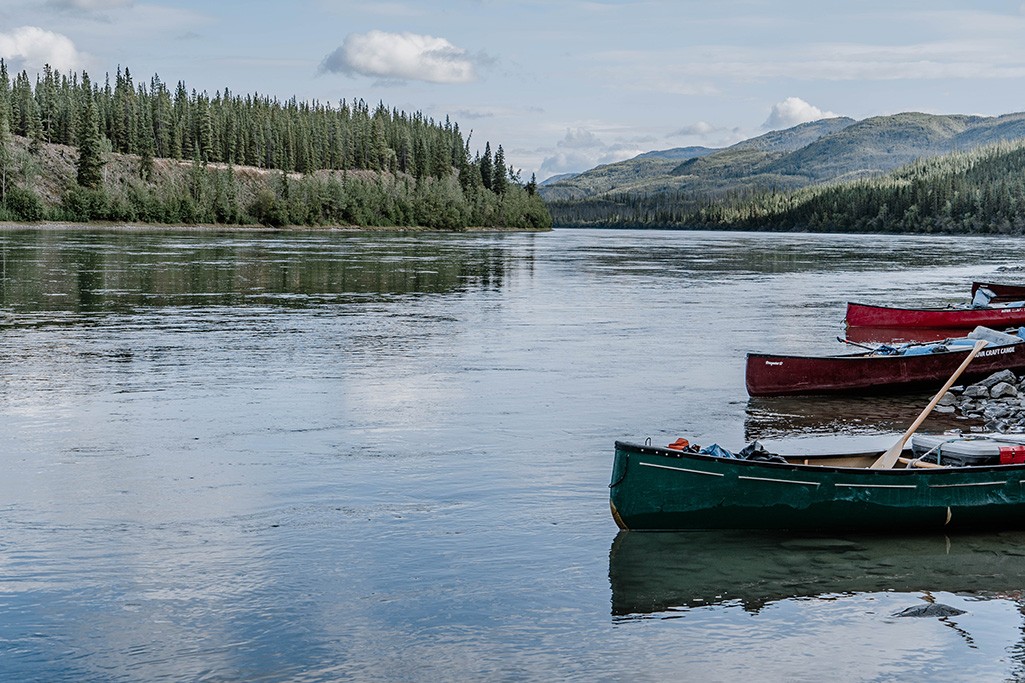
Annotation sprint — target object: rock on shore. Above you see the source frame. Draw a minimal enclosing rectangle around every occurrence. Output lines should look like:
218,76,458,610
941,369,1025,432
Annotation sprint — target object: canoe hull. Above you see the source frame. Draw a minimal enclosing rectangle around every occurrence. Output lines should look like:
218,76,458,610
610,441,1025,531
846,301,1025,329
746,342,1025,396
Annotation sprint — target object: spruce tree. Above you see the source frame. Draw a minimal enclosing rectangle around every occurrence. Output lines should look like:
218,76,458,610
13,71,34,137
492,145,507,194
76,72,105,188
137,95,155,180
0,111,10,203
0,60,9,129
480,142,493,191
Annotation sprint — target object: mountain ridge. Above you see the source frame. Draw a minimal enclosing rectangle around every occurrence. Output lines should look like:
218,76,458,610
539,112,1025,214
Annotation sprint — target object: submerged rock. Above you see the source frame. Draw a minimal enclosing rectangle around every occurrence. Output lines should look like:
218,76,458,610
894,603,966,618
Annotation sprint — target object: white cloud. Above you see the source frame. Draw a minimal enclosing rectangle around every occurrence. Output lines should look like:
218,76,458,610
320,30,480,84
588,27,1025,94
537,127,643,178
666,121,748,148
0,26,83,73
672,121,718,136
46,0,134,9
763,97,839,130
558,128,603,149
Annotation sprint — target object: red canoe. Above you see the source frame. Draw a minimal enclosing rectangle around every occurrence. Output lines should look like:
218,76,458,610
746,339,1025,396
847,282,1025,330
846,301,1025,329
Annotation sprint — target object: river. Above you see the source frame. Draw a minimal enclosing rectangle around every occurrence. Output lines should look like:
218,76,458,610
2,227,1025,681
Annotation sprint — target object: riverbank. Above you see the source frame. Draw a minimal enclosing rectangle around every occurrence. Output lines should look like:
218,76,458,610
0,220,550,233
1,134,552,232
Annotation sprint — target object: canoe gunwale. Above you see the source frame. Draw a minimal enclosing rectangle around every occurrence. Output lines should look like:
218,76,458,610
744,346,990,362
613,440,1025,477
847,301,971,315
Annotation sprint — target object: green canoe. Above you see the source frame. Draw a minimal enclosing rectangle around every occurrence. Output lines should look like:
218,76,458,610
610,438,1025,531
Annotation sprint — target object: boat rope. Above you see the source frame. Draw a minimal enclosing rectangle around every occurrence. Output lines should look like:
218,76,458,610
609,457,628,488
916,438,964,467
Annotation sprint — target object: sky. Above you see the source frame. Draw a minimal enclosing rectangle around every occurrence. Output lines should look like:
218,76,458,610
2,1,1025,181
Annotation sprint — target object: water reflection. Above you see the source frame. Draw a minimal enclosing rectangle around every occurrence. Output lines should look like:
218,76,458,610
567,233,988,277
744,395,975,441
0,230,530,318
608,530,1025,619
9,228,1025,679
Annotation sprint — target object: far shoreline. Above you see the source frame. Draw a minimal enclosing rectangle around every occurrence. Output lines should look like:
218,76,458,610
0,221,552,234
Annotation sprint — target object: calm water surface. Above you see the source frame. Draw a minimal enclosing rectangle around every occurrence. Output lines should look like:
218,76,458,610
2,227,1025,681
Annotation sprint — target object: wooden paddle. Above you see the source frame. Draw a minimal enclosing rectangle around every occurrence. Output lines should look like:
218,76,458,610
870,339,988,469
836,336,876,351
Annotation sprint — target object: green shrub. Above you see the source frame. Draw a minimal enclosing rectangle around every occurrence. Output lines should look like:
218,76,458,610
4,186,45,221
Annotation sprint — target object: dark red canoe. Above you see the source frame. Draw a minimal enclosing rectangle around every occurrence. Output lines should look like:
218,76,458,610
847,282,1025,330
846,301,1025,329
973,281,1025,303
746,340,1025,396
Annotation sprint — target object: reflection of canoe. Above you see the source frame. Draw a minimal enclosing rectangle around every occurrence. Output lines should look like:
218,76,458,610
844,325,968,344
846,301,1025,330
743,394,968,441
746,337,1025,396
608,529,1025,617
609,438,1025,531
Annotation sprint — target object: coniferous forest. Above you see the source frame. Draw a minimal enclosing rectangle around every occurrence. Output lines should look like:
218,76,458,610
0,61,551,230
692,141,1025,234
546,140,1025,234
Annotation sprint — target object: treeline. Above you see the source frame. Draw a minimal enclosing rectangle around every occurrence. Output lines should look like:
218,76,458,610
0,61,551,230
693,141,1025,234
548,141,1025,234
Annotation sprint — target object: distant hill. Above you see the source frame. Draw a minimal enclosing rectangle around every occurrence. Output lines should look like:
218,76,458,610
541,112,1025,226
538,146,715,202
636,146,715,160
539,172,580,185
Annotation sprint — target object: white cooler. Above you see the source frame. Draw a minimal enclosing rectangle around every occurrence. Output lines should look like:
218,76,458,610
910,433,1025,466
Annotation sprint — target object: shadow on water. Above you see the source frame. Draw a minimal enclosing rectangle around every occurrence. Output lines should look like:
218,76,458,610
608,530,1025,619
